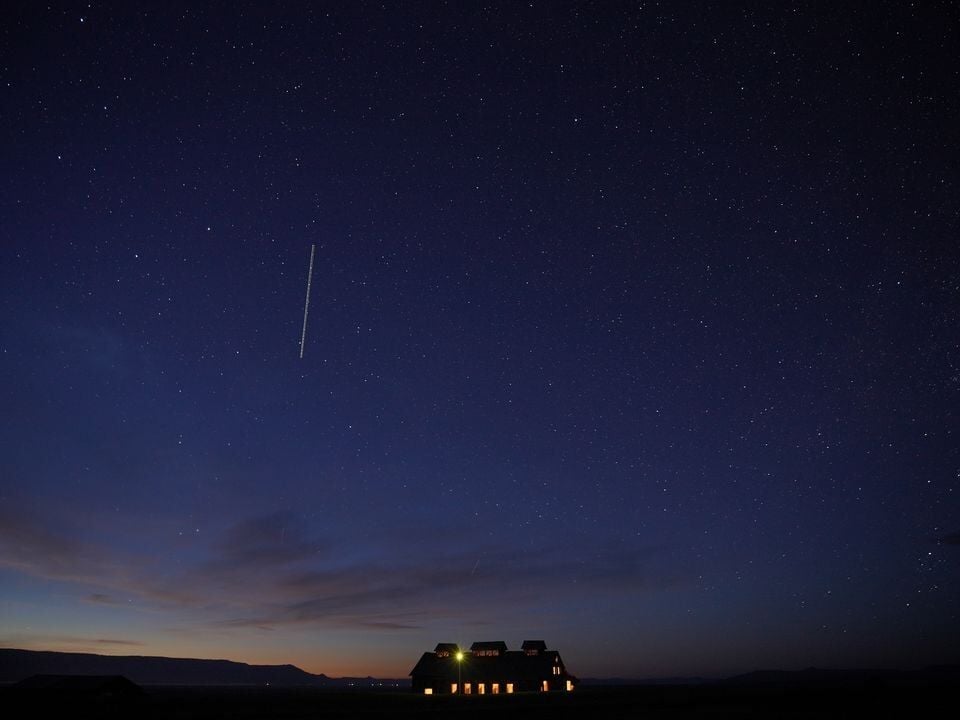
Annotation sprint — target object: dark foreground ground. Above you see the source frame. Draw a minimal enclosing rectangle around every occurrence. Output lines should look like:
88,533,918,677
3,682,956,719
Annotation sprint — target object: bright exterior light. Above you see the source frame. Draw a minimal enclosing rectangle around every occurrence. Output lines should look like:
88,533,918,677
455,649,464,695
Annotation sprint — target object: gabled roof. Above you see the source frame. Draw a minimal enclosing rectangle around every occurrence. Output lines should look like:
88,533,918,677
410,652,438,676
470,641,508,654
434,643,459,654
521,640,548,653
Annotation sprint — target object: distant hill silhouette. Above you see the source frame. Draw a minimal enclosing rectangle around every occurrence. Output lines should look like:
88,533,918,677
0,649,329,686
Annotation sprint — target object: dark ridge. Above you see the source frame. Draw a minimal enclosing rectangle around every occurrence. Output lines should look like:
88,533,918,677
0,648,328,686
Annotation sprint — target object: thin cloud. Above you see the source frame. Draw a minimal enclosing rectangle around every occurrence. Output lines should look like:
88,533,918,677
938,531,960,545
86,593,123,605
212,543,677,631
0,505,199,607
92,638,145,646
210,511,327,570
0,633,145,649
0,507,87,577
358,620,423,630
2,506,689,634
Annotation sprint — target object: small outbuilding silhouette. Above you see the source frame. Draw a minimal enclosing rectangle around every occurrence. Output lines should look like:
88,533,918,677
410,640,577,694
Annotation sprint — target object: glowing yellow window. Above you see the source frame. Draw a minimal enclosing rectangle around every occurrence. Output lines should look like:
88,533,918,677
423,688,433,695
506,683,514,694
566,680,574,692
542,680,549,692
492,683,500,694
451,683,458,694
478,683,485,694
464,683,472,695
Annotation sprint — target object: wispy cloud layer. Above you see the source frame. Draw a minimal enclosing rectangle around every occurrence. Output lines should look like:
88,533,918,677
1,506,680,634
0,506,199,605
0,633,145,651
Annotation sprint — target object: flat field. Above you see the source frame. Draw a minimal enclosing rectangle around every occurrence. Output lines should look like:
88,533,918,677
3,682,953,719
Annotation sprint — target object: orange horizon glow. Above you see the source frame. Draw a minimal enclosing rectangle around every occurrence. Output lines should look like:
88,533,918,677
6,638,414,679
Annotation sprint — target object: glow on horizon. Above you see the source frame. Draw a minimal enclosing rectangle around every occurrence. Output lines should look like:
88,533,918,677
4,634,407,678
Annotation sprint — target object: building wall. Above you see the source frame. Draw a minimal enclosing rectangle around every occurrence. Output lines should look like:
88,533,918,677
411,660,574,694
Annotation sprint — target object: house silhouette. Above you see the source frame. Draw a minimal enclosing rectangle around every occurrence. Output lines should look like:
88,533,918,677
410,640,577,694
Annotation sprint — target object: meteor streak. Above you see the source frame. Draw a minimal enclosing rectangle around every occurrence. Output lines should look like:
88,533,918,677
299,244,315,359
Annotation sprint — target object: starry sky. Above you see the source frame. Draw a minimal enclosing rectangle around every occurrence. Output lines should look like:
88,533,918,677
1,2,958,680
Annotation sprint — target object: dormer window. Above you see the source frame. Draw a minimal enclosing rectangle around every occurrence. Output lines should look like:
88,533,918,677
470,641,507,657
522,640,547,656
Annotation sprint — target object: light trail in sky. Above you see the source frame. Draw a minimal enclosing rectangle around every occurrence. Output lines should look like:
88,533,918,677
299,244,315,359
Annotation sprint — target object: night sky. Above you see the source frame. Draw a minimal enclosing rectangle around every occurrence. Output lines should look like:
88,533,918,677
2,2,958,679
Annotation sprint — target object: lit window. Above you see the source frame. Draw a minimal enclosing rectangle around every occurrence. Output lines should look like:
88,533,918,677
506,683,514,694
478,683,485,694
424,688,433,695
566,680,574,692
464,683,472,695
542,680,549,692
492,683,500,694
451,683,458,694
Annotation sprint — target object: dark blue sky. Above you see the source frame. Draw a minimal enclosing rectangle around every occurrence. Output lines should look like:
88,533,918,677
1,1,958,678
